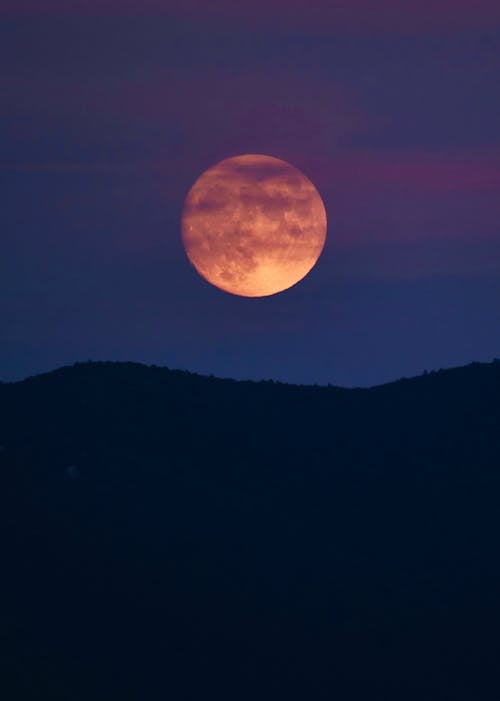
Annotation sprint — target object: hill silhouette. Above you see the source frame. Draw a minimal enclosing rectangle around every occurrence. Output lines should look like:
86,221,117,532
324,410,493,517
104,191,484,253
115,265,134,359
1,360,500,700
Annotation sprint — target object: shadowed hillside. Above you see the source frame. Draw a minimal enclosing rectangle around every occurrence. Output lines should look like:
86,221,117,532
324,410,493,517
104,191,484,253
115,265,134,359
1,361,500,700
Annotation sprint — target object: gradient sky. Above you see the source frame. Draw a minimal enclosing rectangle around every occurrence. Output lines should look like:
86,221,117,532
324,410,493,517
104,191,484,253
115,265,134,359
2,1,500,386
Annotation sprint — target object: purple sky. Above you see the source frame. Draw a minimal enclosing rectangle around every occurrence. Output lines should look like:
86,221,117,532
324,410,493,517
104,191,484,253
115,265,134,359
2,2,500,386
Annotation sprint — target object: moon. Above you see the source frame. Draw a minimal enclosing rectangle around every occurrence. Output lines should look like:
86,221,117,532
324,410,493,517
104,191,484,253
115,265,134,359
181,154,327,297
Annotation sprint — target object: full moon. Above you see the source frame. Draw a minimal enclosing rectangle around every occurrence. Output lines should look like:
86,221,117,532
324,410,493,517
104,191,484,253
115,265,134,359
181,154,327,297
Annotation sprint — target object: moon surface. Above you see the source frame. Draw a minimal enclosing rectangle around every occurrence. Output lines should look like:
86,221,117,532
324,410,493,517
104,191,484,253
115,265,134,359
181,154,327,297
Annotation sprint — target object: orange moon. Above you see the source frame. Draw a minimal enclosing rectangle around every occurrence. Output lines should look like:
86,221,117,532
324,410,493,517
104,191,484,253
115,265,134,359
181,154,327,297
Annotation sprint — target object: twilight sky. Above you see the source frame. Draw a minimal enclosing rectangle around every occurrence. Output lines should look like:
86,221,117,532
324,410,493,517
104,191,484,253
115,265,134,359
2,1,500,386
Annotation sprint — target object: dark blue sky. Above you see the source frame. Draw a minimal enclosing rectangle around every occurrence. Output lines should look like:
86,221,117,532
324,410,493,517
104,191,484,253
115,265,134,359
2,2,500,386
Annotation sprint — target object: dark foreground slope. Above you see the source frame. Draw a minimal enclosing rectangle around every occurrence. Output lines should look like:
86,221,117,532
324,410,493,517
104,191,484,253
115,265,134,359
1,361,500,700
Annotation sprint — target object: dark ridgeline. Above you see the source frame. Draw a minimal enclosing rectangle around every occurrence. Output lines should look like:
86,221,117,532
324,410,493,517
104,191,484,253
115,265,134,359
1,360,500,700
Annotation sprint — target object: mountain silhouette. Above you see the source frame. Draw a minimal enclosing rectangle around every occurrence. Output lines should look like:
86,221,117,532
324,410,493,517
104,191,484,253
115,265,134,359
1,360,500,700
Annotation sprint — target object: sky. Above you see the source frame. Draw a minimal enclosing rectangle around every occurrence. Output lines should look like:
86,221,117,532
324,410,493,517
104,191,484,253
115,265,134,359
2,1,500,386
